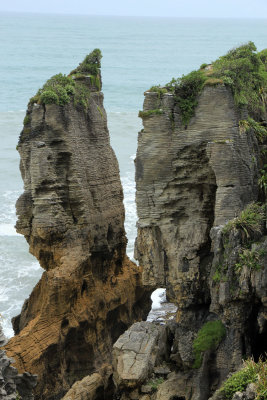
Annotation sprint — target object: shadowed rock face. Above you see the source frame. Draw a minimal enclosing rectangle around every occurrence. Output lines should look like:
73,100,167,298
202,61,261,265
134,85,266,400
0,325,37,400
135,86,259,302
4,54,150,400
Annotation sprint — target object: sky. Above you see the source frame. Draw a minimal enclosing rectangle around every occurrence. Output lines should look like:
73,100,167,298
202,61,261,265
1,0,267,18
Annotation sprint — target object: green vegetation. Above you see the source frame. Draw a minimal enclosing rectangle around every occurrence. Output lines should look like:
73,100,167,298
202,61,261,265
235,247,265,273
96,105,104,118
212,264,228,283
193,320,226,368
147,377,164,392
73,83,91,109
149,85,168,98
35,73,75,106
147,42,266,127
219,358,267,400
222,203,265,240
29,49,102,110
212,42,267,119
165,70,206,126
239,117,267,142
259,164,267,191
23,114,31,125
138,109,164,118
70,48,102,76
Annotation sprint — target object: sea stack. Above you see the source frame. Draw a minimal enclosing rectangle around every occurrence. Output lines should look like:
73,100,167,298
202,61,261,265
4,50,150,400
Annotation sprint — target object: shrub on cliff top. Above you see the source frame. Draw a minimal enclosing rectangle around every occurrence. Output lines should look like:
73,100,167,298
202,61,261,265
192,320,226,368
166,70,206,126
147,42,266,127
70,49,102,76
32,73,75,106
219,358,267,400
212,42,267,120
29,49,102,109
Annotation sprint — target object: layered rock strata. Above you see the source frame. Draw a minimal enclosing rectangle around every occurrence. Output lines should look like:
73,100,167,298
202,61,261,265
136,85,259,297
0,325,37,399
135,84,267,399
4,52,150,400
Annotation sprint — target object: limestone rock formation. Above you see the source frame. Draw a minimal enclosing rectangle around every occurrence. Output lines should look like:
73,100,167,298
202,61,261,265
0,324,37,400
135,85,259,299
4,50,150,400
112,322,167,389
135,45,267,399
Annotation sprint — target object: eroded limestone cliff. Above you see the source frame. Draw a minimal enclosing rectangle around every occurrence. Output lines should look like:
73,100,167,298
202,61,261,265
4,50,150,400
133,44,267,400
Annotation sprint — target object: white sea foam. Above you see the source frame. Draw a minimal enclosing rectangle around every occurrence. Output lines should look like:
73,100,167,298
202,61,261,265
147,288,177,323
0,224,18,236
122,173,137,261
151,288,166,310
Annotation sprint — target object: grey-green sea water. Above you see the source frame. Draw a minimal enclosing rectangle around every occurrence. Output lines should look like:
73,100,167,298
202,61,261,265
0,13,266,336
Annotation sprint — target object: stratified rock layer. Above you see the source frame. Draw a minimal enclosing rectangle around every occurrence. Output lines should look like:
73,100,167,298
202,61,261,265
4,55,150,400
135,85,266,399
0,324,37,400
136,86,259,299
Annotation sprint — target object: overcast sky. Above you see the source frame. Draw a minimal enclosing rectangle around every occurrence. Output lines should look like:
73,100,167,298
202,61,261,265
1,0,267,18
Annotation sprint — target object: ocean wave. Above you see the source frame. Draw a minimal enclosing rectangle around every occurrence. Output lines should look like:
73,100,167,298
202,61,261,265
0,224,18,236
147,288,178,323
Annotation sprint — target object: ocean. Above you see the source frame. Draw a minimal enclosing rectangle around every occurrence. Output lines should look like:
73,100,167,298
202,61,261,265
0,13,266,336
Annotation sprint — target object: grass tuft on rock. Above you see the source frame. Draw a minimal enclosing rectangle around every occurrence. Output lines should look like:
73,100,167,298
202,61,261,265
222,203,265,240
219,358,267,400
192,320,226,369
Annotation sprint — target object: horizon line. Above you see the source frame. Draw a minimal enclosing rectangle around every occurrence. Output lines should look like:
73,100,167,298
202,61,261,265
1,10,267,19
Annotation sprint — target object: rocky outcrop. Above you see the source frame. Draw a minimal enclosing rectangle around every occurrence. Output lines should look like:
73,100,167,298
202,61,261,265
4,51,150,400
135,81,267,399
0,324,37,399
135,85,259,299
112,322,168,389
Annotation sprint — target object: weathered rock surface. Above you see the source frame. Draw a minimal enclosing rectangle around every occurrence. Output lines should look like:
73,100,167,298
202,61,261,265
61,371,107,400
136,86,259,298
4,53,150,400
112,322,168,389
0,324,37,400
135,84,267,399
